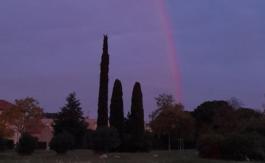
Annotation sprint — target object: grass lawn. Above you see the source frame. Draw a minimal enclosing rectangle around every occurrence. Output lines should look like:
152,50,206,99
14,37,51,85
0,150,262,163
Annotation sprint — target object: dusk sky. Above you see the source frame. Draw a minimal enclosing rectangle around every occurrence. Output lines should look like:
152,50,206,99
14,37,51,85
0,0,265,119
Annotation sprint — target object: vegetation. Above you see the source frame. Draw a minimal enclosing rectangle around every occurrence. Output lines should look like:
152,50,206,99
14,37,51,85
127,82,145,151
16,133,37,155
1,98,44,137
194,100,265,161
97,35,109,127
52,93,87,149
92,127,120,153
150,94,195,151
110,79,124,137
0,138,14,152
49,132,74,154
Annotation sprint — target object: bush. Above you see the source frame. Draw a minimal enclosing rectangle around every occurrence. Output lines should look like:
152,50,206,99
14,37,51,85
198,133,265,161
36,141,47,150
0,138,8,151
16,133,37,155
49,132,74,154
220,133,265,161
120,132,152,152
92,127,120,153
0,138,14,151
83,129,95,149
197,134,224,159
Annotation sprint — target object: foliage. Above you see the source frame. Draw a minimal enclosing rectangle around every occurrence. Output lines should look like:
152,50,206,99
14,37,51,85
0,121,13,139
236,108,265,135
49,132,74,154
1,98,44,136
193,100,235,136
109,79,124,137
197,134,224,159
53,92,87,149
198,133,265,161
150,104,194,138
220,133,265,161
92,127,120,153
0,138,14,151
83,129,95,149
130,82,145,142
97,35,109,127
16,133,37,155
149,94,174,121
120,82,146,152
150,94,195,151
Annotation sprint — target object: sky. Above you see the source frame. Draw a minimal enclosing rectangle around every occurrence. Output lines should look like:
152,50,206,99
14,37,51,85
0,0,265,119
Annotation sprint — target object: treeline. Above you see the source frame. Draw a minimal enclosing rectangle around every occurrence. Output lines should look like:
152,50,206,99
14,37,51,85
149,94,265,161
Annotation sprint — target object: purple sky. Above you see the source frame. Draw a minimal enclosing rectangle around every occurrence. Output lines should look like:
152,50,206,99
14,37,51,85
0,0,265,119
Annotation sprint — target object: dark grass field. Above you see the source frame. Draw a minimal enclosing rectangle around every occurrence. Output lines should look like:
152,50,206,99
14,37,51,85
0,150,262,163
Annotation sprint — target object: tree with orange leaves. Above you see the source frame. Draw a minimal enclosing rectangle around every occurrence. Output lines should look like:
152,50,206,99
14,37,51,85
1,97,44,140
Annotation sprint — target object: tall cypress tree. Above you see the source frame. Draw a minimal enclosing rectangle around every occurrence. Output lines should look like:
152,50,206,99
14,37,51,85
110,79,124,136
130,82,145,141
97,35,109,127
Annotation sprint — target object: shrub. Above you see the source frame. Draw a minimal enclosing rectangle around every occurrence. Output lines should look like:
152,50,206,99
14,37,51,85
49,132,74,154
0,138,8,152
83,129,95,149
220,133,265,161
198,133,265,161
197,134,224,159
16,133,37,155
36,141,47,150
5,139,14,150
92,127,120,153
120,132,152,152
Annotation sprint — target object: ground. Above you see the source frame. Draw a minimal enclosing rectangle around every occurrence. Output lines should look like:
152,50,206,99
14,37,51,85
0,150,261,163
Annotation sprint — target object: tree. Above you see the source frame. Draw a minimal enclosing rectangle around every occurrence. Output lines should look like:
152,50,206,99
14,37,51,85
97,35,110,127
150,94,174,121
53,92,87,149
0,117,13,139
49,132,74,154
16,133,37,155
150,94,194,151
1,98,44,140
92,127,120,153
193,100,235,135
130,82,145,142
109,79,124,136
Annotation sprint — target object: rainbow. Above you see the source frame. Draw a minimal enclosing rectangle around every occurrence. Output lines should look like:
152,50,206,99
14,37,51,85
154,0,182,102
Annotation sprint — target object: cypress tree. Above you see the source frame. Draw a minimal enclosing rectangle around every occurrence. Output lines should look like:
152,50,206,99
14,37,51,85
110,79,124,136
97,35,109,127
130,82,145,141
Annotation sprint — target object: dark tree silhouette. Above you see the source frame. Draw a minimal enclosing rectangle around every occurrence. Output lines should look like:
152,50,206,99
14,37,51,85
130,82,145,141
97,35,109,127
53,92,87,149
110,79,124,136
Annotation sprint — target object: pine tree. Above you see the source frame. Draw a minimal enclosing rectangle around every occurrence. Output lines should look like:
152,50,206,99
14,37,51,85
130,82,145,141
97,35,109,127
110,79,124,136
53,92,87,149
